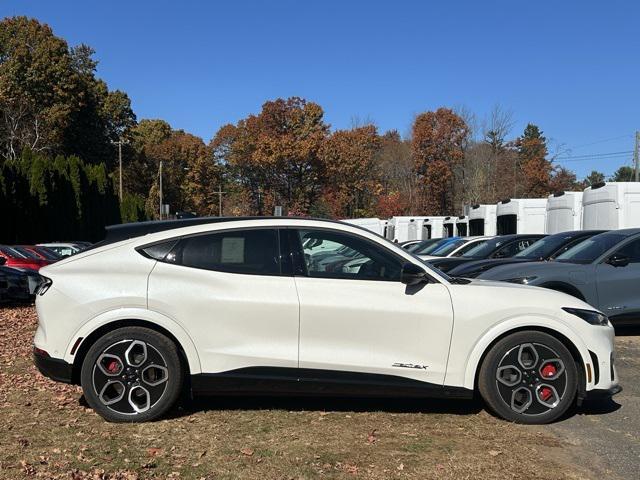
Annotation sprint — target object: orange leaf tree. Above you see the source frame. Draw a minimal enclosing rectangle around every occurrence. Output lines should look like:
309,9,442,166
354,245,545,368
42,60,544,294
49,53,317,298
411,108,468,214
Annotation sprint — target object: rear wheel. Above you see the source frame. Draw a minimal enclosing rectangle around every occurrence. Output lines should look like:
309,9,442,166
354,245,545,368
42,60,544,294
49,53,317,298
478,331,578,424
80,326,183,422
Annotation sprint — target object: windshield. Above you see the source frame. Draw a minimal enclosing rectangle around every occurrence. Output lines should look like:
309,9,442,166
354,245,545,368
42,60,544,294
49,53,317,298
461,237,508,258
13,246,40,259
515,234,576,259
555,232,626,263
411,238,452,255
429,239,467,256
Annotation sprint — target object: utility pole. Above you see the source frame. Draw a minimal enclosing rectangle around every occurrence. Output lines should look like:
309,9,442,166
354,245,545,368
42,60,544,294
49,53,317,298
213,185,225,216
112,139,128,201
159,160,163,220
634,131,639,182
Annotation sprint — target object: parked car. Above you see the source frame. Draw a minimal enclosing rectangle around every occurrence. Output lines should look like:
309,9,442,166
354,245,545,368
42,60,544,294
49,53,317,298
36,242,86,257
13,245,62,262
418,236,495,260
427,234,546,273
0,269,8,303
0,245,49,271
407,237,461,257
401,238,439,251
478,229,640,326
0,264,30,302
34,217,619,424
447,231,604,278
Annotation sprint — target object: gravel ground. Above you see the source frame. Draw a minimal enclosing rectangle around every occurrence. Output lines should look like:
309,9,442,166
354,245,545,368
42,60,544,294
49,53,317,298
550,327,640,480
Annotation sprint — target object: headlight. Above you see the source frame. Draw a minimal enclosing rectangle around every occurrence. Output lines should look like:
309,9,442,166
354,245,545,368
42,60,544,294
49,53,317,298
504,276,538,285
562,307,609,326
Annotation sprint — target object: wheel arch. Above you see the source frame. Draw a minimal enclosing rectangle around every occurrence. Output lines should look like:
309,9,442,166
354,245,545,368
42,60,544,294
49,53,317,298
67,310,202,385
464,323,589,397
538,281,586,301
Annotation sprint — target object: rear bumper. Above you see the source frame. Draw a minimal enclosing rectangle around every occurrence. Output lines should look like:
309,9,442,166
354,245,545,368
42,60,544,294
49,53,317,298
33,348,73,384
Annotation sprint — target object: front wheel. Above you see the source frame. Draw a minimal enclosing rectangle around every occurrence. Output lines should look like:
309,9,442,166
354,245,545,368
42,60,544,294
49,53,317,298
80,326,183,422
478,331,578,424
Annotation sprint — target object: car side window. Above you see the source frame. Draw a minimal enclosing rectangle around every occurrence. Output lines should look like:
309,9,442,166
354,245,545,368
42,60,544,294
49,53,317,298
165,229,281,275
612,238,640,263
494,239,535,258
296,229,402,281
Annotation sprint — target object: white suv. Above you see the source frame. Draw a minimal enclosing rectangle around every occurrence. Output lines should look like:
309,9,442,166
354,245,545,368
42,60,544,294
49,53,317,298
33,218,620,423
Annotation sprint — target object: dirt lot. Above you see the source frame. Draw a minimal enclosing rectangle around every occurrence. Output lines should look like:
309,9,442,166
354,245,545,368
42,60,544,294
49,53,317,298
0,306,612,479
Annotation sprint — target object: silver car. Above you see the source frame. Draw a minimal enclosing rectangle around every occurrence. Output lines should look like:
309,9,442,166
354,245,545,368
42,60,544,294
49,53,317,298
478,229,640,325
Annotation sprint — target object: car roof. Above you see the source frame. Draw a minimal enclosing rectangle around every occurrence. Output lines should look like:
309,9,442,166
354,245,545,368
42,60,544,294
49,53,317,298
101,217,362,246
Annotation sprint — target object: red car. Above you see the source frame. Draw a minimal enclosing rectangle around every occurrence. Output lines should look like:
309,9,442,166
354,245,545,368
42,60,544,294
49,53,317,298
0,246,51,271
13,245,61,262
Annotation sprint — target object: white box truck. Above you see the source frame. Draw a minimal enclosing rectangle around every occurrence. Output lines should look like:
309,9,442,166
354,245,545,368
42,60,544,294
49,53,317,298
342,218,385,236
385,216,421,242
496,198,547,234
443,216,456,237
545,191,583,234
582,182,640,230
456,216,469,236
418,217,446,239
468,204,497,236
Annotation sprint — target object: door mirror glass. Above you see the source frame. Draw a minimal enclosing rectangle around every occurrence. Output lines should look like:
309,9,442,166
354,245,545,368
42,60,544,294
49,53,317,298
607,254,630,267
401,263,428,285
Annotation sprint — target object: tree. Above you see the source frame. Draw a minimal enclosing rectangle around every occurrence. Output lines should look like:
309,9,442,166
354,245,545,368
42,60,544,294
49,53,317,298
549,165,581,192
411,108,468,214
609,166,635,182
319,125,382,217
516,124,552,197
584,170,605,187
375,130,415,214
211,97,329,215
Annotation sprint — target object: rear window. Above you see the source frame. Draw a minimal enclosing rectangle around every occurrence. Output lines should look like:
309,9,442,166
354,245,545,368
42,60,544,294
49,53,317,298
161,229,281,275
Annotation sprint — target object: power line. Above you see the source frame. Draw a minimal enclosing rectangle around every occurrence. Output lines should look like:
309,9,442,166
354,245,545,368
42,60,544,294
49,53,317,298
565,134,634,151
555,150,633,162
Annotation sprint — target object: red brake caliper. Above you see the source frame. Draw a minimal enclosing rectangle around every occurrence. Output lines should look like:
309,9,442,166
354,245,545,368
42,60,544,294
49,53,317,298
107,360,119,374
539,386,553,402
541,364,556,378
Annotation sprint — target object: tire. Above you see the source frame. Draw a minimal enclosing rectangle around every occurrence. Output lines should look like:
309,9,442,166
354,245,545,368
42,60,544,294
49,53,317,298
80,326,183,423
478,331,578,424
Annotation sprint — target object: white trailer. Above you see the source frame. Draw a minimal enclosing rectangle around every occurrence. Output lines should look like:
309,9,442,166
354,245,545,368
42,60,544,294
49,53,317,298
455,216,469,236
468,204,497,236
418,217,446,239
545,192,583,234
385,216,421,242
496,198,547,235
342,218,385,236
443,216,456,237
582,182,640,230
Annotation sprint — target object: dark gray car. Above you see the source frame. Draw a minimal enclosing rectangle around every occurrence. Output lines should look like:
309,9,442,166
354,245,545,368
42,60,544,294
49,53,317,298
478,228,640,325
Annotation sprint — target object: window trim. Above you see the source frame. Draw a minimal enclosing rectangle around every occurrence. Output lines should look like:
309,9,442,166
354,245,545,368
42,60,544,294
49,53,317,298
136,226,289,277
603,234,640,265
287,226,408,283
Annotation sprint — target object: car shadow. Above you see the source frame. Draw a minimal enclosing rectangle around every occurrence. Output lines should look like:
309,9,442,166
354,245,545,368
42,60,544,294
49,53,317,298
613,325,640,337
165,395,485,420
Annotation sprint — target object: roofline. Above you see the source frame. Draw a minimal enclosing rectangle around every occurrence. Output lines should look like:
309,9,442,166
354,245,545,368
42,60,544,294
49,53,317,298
101,216,366,246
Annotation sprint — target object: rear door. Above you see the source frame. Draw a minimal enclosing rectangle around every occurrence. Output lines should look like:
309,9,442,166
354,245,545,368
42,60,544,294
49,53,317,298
290,228,454,386
595,236,640,322
147,227,300,374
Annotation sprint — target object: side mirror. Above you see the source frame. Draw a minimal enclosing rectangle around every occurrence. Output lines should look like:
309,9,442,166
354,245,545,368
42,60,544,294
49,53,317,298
401,263,428,286
607,254,630,268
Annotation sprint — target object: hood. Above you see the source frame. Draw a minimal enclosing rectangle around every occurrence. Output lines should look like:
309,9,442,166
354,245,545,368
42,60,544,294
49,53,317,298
476,260,583,281
448,257,531,277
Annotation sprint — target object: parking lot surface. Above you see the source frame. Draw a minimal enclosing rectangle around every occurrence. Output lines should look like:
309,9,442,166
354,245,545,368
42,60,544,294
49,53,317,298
551,328,640,480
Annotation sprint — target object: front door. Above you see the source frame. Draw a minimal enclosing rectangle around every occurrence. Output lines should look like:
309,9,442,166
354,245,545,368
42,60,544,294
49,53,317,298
596,236,640,322
290,228,454,386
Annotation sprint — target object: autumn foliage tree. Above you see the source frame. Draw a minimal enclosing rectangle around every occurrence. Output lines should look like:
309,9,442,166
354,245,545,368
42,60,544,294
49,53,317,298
319,125,382,217
516,124,552,197
411,108,468,214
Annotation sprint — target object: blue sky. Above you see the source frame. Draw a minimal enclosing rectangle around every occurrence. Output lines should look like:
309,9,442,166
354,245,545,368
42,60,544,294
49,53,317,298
2,0,638,178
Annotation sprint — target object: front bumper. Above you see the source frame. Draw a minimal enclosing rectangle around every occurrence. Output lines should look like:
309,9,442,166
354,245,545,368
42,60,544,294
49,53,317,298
585,384,622,400
33,348,73,384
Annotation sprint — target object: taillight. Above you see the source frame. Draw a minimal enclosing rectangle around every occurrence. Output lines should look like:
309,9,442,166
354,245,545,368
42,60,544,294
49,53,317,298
36,275,52,296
